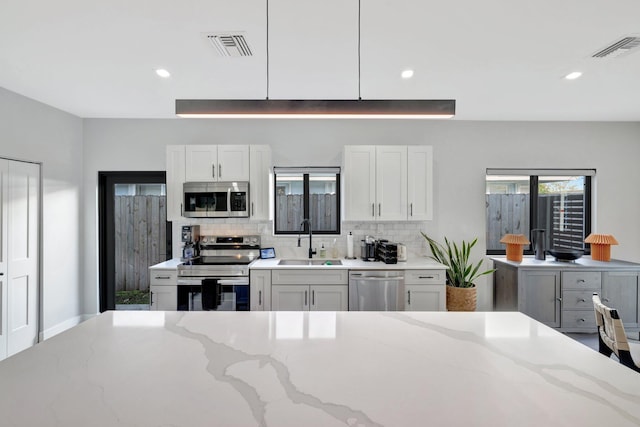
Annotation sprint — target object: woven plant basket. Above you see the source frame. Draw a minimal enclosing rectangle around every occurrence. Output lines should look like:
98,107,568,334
446,285,477,311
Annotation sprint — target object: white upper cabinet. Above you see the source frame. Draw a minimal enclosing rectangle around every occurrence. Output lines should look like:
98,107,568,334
375,146,408,221
185,145,249,182
344,145,430,221
343,146,376,220
249,145,272,221
166,145,185,221
407,146,433,220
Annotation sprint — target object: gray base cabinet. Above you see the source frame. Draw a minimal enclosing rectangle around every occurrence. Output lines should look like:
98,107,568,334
493,257,640,333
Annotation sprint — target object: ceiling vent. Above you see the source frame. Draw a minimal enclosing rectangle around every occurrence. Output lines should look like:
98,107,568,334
592,36,640,58
206,33,252,57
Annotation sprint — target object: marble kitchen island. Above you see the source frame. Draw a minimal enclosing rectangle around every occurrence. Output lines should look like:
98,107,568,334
1,311,639,427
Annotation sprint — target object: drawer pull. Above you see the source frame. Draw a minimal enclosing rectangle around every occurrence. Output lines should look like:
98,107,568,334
579,298,586,303
577,279,585,283
258,290,262,305
419,276,435,279
603,298,610,303
155,276,171,280
578,318,586,322
556,297,562,302
407,290,411,305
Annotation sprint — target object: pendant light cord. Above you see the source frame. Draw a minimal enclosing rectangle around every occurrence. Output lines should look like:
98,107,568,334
358,0,361,100
266,0,270,100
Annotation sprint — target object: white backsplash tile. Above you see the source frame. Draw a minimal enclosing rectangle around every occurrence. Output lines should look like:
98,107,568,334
176,219,436,260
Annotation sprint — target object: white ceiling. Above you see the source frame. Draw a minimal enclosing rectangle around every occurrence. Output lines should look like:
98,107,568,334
1,0,640,120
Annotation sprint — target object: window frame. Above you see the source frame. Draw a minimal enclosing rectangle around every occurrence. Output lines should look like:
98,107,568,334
273,167,341,235
486,169,593,256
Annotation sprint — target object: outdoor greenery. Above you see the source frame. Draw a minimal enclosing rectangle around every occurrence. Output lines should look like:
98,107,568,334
421,233,495,288
116,290,150,305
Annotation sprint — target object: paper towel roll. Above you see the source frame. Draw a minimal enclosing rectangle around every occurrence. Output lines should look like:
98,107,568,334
346,232,354,258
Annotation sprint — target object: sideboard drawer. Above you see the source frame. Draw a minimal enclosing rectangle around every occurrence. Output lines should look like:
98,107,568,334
561,310,596,330
562,271,601,290
562,290,596,310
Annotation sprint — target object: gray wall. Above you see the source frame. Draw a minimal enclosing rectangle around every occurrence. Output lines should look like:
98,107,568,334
83,118,640,313
0,87,85,337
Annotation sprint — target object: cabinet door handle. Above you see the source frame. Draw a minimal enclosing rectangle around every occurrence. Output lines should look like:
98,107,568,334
251,202,254,216
0,272,4,276
258,290,262,306
410,203,413,216
150,291,154,306
407,290,411,305
312,290,315,306
556,297,562,302
212,164,215,178
305,290,308,306
219,163,222,178
378,203,381,216
155,276,171,280
372,203,375,217
419,276,435,279
180,203,183,217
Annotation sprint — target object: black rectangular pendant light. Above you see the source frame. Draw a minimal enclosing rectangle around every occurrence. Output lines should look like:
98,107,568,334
175,99,455,119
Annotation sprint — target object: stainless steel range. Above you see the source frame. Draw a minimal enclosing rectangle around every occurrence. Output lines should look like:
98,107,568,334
177,235,260,311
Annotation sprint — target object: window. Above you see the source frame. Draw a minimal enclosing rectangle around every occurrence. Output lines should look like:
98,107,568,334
274,167,340,235
486,169,593,254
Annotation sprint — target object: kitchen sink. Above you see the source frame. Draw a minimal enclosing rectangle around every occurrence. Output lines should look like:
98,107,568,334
278,259,342,266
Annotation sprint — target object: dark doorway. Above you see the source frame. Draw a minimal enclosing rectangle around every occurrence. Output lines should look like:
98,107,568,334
98,172,172,312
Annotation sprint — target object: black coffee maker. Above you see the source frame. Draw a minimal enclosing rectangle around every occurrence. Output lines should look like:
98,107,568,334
361,236,376,261
181,225,200,261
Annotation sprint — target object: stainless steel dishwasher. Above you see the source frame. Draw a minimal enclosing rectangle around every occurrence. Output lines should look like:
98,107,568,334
348,270,405,311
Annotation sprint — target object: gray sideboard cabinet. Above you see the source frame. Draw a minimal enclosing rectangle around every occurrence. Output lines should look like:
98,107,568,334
492,257,640,333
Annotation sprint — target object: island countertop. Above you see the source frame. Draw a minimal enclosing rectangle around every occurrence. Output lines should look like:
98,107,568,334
1,311,639,427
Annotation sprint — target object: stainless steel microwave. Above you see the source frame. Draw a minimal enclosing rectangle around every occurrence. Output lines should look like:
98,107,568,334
183,182,249,218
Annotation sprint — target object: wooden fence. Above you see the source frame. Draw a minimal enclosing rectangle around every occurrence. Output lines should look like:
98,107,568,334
486,193,584,250
115,195,167,291
276,193,337,231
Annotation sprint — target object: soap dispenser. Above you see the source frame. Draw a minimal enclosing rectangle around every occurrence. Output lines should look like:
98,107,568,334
319,243,326,258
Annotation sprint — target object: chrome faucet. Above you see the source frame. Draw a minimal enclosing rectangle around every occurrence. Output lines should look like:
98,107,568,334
297,218,316,259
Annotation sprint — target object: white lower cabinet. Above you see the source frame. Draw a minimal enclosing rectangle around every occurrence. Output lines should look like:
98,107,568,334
149,269,177,310
271,285,348,311
270,269,349,311
404,270,446,311
250,270,272,310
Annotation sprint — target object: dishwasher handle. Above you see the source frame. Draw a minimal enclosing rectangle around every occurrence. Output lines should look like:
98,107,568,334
351,276,404,281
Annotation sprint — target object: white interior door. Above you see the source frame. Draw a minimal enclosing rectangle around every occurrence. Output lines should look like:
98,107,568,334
0,160,8,359
7,160,39,357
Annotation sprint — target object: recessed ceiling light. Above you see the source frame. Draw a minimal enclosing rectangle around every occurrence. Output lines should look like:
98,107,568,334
564,71,582,80
401,69,414,79
155,68,171,78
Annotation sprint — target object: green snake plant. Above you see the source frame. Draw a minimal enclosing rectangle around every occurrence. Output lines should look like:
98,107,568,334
421,232,495,288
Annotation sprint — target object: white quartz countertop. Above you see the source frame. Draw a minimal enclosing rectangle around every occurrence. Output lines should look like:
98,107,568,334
492,255,640,270
251,257,447,270
2,311,640,427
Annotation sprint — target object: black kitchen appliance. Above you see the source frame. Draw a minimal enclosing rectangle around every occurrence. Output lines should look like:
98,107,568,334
180,225,200,261
361,236,376,261
177,235,260,311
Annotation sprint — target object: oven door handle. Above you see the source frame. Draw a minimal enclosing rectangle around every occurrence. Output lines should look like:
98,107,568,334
177,278,204,286
218,279,249,287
